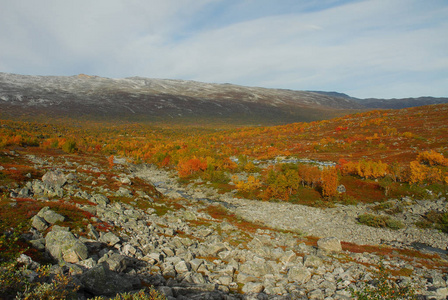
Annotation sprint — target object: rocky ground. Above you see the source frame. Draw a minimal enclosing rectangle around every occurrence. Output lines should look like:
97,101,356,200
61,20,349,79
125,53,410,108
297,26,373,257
2,150,448,299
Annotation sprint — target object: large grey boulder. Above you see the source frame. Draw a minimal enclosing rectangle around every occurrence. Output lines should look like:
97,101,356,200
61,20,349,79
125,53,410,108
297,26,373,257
42,170,67,188
317,237,342,253
45,229,88,263
37,207,65,224
79,263,134,296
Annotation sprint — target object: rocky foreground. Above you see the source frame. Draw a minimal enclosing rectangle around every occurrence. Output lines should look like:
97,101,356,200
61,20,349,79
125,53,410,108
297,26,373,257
3,151,448,299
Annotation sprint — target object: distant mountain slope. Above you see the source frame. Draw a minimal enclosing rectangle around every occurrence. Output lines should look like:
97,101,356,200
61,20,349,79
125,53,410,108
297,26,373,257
1,72,445,124
355,97,448,109
310,91,448,109
0,73,363,124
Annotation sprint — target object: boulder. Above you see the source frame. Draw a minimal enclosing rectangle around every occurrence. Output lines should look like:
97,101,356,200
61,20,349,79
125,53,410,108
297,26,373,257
98,252,127,273
42,170,67,188
115,187,133,197
242,282,264,294
31,215,49,231
45,229,88,263
174,260,191,274
79,263,134,296
303,254,323,268
287,266,311,283
91,194,110,206
317,237,342,252
87,224,100,240
37,207,65,224
190,258,204,272
100,232,120,246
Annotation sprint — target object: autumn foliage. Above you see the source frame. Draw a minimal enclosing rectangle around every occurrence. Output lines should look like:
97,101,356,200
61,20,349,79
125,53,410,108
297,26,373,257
177,157,207,178
1,103,448,205
321,167,338,198
417,150,448,167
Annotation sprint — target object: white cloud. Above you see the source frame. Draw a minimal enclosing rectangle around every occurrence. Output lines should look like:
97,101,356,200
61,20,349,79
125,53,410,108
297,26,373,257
0,0,447,98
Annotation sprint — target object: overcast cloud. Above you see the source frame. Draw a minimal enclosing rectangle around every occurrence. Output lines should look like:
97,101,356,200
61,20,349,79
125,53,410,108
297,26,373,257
0,0,447,98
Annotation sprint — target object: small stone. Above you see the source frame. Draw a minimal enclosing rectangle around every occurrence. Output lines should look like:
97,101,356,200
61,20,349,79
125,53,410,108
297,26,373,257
304,254,323,268
100,232,120,246
174,260,191,274
120,177,132,184
287,266,311,283
242,282,264,294
63,249,81,263
31,215,49,231
99,253,127,272
308,289,324,299
190,258,204,272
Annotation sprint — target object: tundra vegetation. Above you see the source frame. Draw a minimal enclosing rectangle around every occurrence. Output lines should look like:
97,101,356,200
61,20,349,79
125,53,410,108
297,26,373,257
0,103,447,299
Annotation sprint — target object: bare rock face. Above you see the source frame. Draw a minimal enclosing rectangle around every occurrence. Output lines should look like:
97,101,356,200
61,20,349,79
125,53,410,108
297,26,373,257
42,170,67,188
317,237,342,252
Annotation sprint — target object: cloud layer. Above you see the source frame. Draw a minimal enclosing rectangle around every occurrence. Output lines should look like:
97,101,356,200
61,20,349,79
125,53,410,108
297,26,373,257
1,0,447,98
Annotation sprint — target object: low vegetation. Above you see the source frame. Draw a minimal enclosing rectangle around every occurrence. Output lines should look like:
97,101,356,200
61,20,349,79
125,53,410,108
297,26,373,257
350,264,417,299
415,210,448,233
358,213,405,230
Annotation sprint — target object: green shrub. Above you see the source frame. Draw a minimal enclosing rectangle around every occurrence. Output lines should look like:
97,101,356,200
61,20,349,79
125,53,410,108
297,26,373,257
358,213,404,230
93,289,167,300
62,140,77,153
0,222,78,299
350,264,417,299
415,210,448,233
385,218,405,230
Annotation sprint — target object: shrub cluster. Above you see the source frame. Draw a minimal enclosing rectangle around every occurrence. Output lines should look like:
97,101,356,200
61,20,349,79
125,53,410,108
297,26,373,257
415,210,448,233
350,264,417,299
358,213,404,230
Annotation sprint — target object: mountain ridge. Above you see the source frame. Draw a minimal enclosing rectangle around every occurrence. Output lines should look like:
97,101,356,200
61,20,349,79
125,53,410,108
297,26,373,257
1,72,447,124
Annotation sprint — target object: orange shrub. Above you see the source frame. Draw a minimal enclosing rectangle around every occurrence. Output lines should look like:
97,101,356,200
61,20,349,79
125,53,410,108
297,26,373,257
417,150,448,167
409,161,442,184
177,157,207,178
320,167,338,198
341,160,388,179
235,175,262,193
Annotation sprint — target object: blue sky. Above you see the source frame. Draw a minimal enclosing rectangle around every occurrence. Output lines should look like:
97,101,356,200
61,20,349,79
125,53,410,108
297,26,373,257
0,0,447,98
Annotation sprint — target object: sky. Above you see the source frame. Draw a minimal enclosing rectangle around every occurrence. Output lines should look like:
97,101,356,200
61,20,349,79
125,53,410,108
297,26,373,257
0,0,447,99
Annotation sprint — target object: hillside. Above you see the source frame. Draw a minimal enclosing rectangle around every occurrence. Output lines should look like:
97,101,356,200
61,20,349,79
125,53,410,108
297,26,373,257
0,72,364,125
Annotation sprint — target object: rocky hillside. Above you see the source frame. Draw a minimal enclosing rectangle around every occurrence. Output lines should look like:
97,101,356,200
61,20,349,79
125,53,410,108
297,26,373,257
2,148,448,299
0,72,364,124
